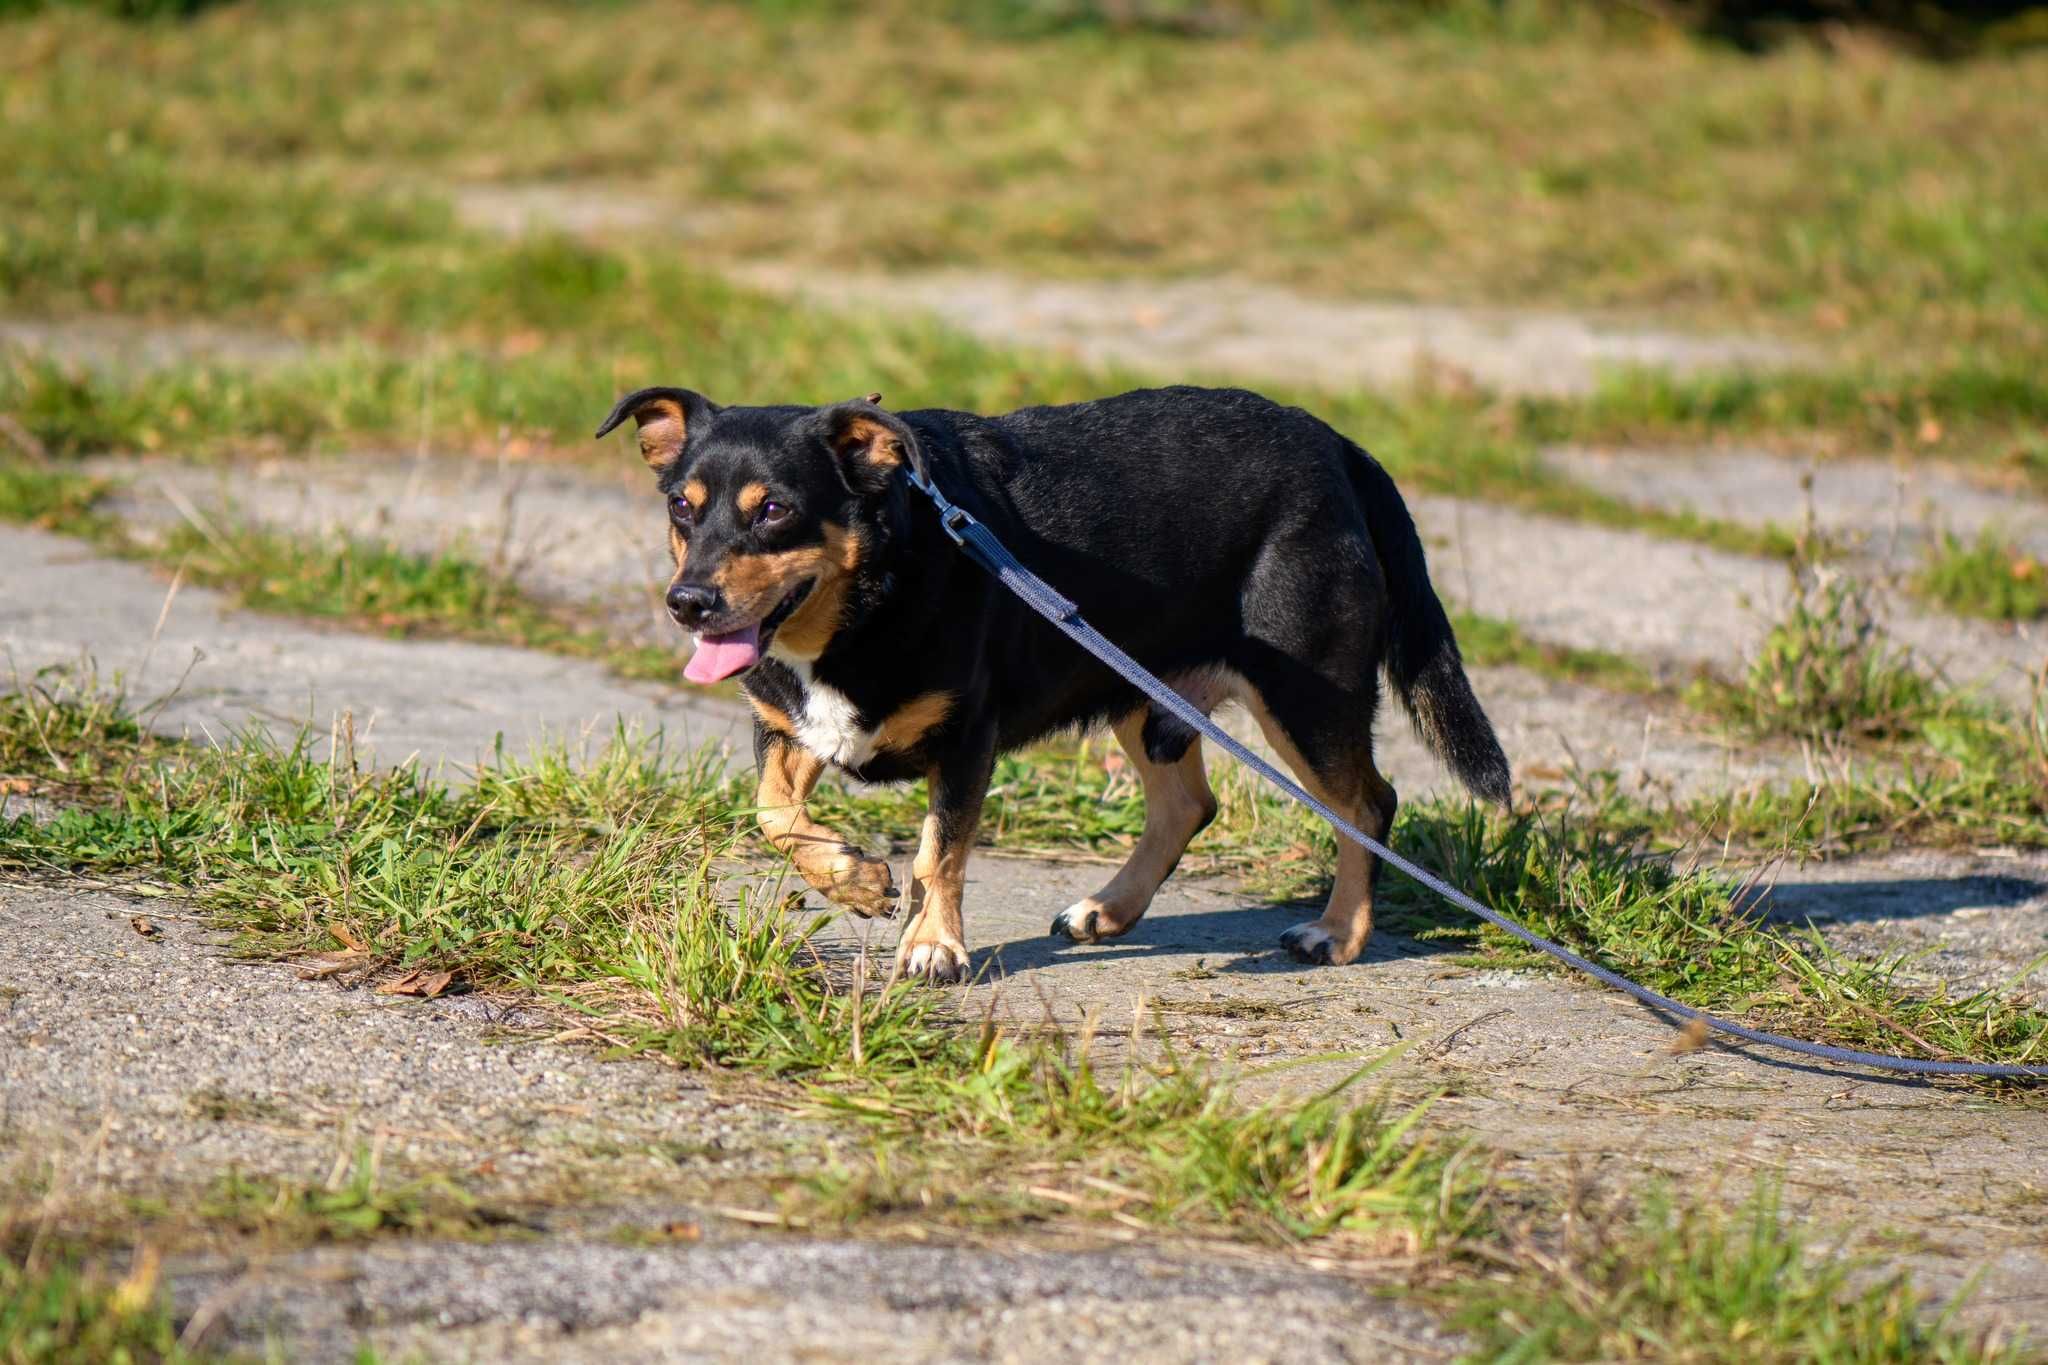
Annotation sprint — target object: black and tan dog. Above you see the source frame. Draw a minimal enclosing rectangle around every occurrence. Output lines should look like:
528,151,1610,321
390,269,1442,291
596,385,1510,982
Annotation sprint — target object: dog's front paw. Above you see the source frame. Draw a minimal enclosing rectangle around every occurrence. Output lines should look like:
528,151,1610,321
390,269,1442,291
1279,920,1339,965
815,847,898,917
896,925,969,985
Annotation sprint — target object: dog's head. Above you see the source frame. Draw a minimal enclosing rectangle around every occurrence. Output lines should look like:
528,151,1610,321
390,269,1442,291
596,387,915,683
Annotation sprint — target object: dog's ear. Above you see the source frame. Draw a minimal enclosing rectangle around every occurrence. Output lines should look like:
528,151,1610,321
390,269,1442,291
818,396,917,493
595,387,718,473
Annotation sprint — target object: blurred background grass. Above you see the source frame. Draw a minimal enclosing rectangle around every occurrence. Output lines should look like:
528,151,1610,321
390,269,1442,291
2,0,2043,473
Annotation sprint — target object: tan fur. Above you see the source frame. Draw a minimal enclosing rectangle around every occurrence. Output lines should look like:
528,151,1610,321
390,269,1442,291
896,784,983,976
874,690,955,755
746,695,796,737
834,416,904,470
630,398,689,471
1062,710,1217,940
756,736,894,915
736,482,768,517
762,522,863,660
1239,689,1389,966
667,523,688,573
682,478,708,511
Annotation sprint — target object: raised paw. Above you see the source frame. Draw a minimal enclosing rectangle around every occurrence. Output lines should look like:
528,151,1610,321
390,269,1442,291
1279,920,1338,965
897,934,969,985
814,847,898,918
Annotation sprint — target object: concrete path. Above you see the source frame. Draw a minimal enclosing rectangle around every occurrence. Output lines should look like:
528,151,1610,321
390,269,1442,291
0,880,1455,1363
1549,445,2048,569
0,522,748,771
733,264,1813,400
1416,494,2045,711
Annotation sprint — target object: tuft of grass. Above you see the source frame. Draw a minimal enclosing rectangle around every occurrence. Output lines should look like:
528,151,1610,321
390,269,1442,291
0,1247,196,1365
1916,529,2048,623
1456,1182,2023,1363
194,1149,529,1246
0,459,106,529
1702,561,1943,743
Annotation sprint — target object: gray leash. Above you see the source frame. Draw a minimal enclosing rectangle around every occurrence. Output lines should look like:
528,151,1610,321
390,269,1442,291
906,466,2048,1080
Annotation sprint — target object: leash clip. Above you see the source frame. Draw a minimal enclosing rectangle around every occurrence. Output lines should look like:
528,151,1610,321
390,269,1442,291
909,467,979,546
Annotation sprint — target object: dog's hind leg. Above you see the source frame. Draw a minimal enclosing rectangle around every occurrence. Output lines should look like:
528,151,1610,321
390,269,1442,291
1051,709,1218,943
1239,683,1398,967
755,725,897,916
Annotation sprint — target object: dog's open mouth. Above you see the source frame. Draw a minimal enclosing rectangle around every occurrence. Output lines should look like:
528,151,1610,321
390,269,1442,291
682,581,814,684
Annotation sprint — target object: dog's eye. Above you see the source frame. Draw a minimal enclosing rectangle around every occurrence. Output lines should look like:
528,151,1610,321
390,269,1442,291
756,500,793,527
668,496,694,527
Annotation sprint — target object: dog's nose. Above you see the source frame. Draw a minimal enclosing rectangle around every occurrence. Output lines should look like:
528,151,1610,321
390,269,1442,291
667,582,720,629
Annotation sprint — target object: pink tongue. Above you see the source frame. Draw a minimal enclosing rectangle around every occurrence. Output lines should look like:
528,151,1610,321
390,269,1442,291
683,625,761,684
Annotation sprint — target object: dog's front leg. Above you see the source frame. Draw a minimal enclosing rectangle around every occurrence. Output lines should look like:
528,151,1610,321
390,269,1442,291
895,720,996,985
755,724,897,916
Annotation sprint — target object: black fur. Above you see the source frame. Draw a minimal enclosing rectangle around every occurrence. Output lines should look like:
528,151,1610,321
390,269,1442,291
606,383,1511,964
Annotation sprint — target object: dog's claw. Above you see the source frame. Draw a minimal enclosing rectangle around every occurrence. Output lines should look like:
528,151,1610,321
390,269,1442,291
1049,904,1101,942
898,938,968,985
1279,922,1336,965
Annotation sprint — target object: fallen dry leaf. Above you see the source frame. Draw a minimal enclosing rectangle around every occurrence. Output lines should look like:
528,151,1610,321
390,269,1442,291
129,915,161,940
0,777,31,795
376,968,457,999
327,923,369,953
1669,1017,1713,1055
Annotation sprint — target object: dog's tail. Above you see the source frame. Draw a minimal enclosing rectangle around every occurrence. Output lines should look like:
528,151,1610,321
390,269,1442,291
1350,447,1512,806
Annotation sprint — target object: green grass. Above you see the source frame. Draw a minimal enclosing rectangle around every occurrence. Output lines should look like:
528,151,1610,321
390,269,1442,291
191,1150,529,1247
6,0,2045,366
3,682,2037,1353
137,519,680,681
0,459,105,528
1700,563,1946,743
1456,1182,2021,1363
1916,530,2048,623
0,677,1478,1247
1452,610,1660,695
0,1247,197,1365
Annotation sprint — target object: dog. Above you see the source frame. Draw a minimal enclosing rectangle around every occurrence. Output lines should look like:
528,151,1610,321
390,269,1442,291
596,384,1510,983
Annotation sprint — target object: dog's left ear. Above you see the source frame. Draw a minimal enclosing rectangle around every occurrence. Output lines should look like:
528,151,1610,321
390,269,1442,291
595,386,718,474
819,396,919,493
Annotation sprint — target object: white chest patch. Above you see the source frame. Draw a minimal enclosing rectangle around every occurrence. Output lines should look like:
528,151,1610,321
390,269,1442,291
774,654,879,768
